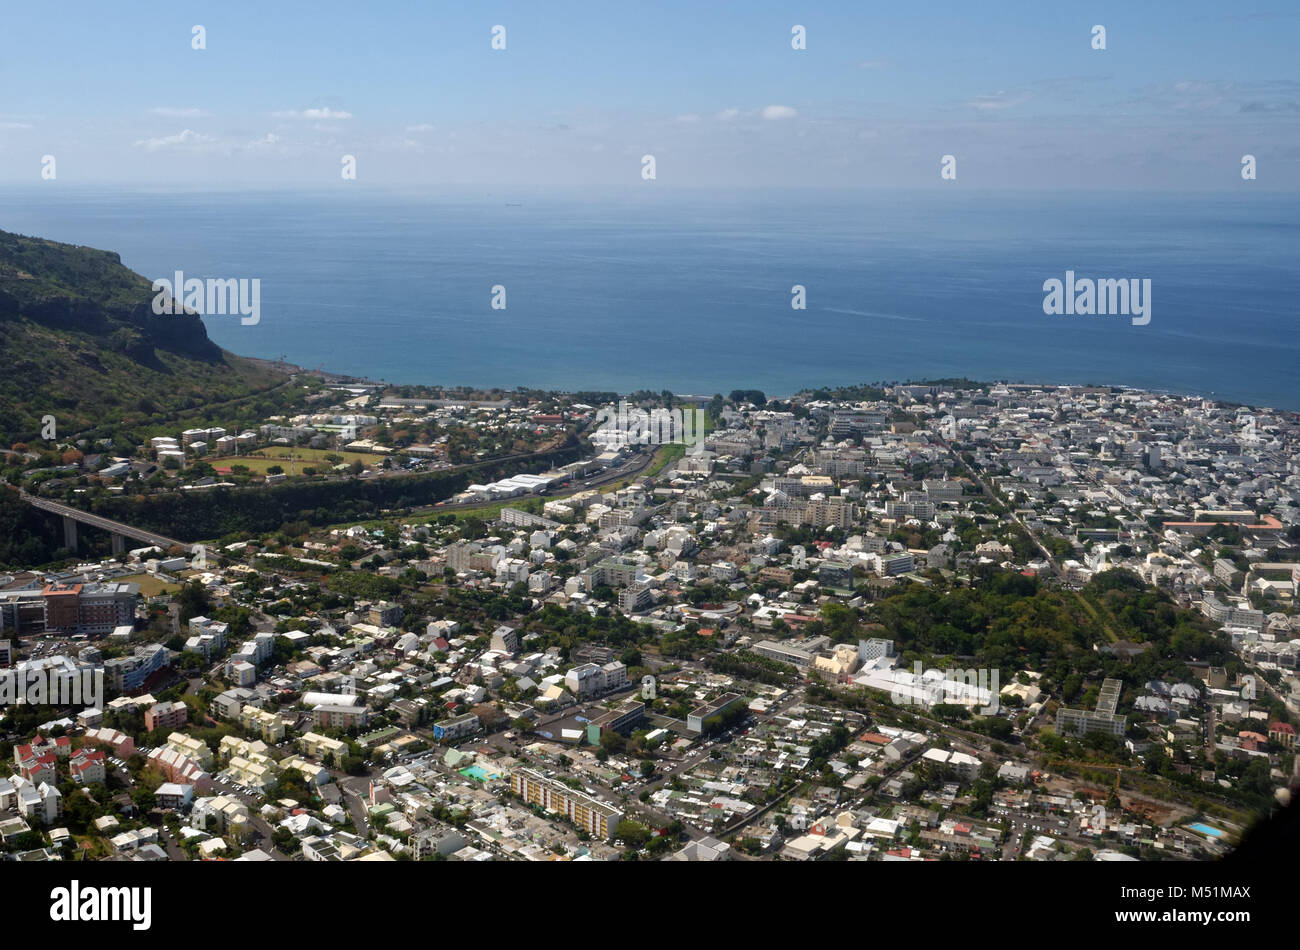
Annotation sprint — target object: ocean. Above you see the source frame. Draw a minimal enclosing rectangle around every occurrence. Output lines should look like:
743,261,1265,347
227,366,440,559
2,186,1297,409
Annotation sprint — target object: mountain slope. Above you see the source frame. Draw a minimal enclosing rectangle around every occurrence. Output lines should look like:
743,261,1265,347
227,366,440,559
0,228,285,445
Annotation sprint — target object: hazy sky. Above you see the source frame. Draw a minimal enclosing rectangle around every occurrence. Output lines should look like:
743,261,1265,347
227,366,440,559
2,0,1298,189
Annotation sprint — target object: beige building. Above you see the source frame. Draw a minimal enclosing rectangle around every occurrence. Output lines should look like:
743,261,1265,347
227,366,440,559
511,768,621,839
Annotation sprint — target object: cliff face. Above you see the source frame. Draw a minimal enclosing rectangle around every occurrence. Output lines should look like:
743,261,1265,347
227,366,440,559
0,228,280,444
0,229,222,361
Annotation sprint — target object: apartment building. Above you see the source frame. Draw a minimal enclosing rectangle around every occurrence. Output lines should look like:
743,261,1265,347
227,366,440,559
585,557,643,590
170,732,214,766
69,748,107,785
299,732,348,767
185,616,229,659
156,782,195,810
803,496,856,529
15,747,58,785
192,794,250,833
886,499,935,521
877,553,916,577
564,661,628,699
618,583,654,613
144,700,189,733
313,702,368,732
489,625,521,655
103,643,169,694
511,768,622,839
687,693,748,734
432,712,481,743
1056,678,1126,738
82,727,135,758
13,777,61,826
10,582,139,637
144,745,212,793
586,699,646,745
239,705,286,743
1202,594,1265,633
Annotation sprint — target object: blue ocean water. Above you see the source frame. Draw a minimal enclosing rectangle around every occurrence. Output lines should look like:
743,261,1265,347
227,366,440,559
2,187,1296,409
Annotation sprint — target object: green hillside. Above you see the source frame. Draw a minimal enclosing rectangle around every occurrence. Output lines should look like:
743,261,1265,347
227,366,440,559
0,228,285,446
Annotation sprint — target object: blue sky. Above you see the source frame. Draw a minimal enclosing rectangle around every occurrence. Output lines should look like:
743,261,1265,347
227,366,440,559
1,0,1298,188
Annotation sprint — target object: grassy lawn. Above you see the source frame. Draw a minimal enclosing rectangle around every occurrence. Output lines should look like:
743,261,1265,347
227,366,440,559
117,573,182,597
209,446,385,475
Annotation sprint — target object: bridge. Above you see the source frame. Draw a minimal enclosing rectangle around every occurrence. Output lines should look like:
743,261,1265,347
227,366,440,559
20,492,192,555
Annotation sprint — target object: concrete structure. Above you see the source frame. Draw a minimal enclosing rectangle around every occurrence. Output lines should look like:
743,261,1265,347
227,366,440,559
511,768,622,838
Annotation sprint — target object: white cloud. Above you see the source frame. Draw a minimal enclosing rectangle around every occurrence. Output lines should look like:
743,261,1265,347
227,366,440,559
0,122,32,130
406,123,435,132
717,108,741,121
967,92,1031,111
858,59,888,70
761,105,798,120
149,107,205,118
273,107,353,120
673,113,702,124
133,129,215,151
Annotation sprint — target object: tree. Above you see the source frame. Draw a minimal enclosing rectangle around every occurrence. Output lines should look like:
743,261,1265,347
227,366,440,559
176,580,212,624
613,819,651,849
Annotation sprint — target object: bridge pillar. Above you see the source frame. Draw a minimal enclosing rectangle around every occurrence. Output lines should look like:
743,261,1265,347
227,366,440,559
61,516,78,551
111,533,126,555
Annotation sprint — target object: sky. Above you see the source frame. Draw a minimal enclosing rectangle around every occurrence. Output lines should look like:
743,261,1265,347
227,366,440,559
1,0,1299,189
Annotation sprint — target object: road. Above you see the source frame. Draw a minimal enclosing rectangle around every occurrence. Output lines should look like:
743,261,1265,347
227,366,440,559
19,491,192,553
935,436,1066,581
339,775,373,836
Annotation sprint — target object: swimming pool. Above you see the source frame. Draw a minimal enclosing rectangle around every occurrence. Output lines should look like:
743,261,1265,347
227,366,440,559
1187,822,1225,838
460,765,499,782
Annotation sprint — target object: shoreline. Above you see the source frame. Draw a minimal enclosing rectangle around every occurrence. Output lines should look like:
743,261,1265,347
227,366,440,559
247,350,1292,415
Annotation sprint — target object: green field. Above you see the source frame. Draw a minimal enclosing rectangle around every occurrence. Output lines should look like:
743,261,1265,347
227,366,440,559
211,446,386,475
116,573,182,597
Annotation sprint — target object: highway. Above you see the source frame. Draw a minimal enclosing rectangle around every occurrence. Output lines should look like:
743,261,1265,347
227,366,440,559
19,491,193,554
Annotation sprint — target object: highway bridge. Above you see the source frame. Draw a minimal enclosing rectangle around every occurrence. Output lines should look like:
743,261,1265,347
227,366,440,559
20,492,192,555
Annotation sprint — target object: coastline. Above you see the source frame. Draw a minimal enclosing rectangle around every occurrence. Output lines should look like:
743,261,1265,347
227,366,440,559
252,349,1292,415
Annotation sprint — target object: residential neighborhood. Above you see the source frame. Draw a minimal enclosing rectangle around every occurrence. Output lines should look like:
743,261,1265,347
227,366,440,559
1,381,1296,863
